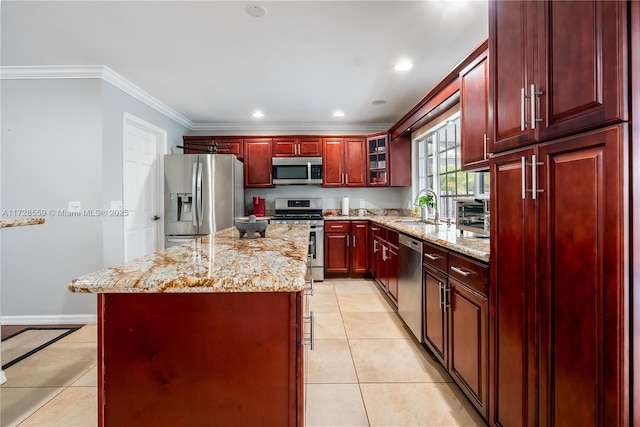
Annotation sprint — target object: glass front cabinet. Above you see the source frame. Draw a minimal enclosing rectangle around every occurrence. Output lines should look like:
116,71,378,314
367,133,388,186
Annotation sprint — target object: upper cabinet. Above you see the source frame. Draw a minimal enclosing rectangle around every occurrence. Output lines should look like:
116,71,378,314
182,136,244,159
460,50,490,171
322,137,366,187
244,138,273,188
489,0,628,153
366,133,388,186
273,137,322,157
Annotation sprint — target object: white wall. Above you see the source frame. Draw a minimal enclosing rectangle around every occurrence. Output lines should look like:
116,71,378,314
1,79,103,320
0,78,189,322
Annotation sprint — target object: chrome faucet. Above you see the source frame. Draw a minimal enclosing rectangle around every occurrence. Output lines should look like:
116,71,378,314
413,189,440,223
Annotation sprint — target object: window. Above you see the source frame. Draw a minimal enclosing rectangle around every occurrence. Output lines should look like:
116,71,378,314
414,112,489,220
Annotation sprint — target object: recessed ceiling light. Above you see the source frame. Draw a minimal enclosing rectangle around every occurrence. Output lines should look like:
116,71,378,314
394,61,413,71
245,4,267,18
252,111,264,118
371,100,387,105
333,111,345,117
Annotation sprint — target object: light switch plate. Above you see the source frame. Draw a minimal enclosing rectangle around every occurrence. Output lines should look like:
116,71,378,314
68,201,81,212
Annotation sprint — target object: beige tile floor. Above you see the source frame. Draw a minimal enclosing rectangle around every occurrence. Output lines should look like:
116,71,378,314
0,278,487,427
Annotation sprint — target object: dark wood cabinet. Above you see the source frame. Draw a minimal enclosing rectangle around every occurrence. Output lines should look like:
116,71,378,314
273,137,322,157
388,132,412,187
370,226,398,304
489,0,628,154
98,292,303,427
324,221,368,276
366,133,388,186
460,50,490,171
181,136,244,159
423,242,489,421
322,138,366,187
489,124,626,427
243,138,273,188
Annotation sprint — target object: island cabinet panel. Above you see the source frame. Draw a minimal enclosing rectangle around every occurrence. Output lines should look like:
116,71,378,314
489,124,626,427
244,138,273,188
98,292,303,427
489,0,628,154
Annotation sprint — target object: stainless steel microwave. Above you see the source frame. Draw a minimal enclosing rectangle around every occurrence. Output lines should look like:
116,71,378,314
272,157,323,185
455,198,490,236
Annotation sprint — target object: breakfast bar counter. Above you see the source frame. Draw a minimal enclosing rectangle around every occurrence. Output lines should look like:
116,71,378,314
69,224,311,427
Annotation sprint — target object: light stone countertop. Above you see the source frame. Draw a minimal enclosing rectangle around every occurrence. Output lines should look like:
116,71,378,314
0,218,45,228
69,224,310,294
324,215,490,262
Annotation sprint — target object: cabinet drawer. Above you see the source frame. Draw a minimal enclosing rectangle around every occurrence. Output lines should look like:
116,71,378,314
326,221,350,233
369,224,387,240
423,242,449,273
448,252,488,296
385,228,399,246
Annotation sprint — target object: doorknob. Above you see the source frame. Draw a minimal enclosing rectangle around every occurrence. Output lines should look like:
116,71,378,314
152,215,161,221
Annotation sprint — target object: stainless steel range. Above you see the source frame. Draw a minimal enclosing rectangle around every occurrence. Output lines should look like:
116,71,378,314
270,198,324,281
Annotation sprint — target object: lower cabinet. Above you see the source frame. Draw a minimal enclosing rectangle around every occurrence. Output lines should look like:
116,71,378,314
324,221,368,277
423,242,489,421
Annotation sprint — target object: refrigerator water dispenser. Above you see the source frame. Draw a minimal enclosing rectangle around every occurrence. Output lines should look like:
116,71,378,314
169,193,193,222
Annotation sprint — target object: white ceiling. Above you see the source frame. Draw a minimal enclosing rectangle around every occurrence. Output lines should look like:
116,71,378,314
1,1,488,131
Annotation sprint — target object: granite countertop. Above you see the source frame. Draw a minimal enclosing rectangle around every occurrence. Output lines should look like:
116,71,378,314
0,218,45,228
324,215,490,262
69,224,310,294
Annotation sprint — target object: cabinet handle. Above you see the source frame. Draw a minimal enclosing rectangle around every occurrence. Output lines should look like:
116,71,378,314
530,154,544,200
444,285,451,310
382,246,387,261
345,173,348,184
373,239,378,253
530,84,544,130
520,87,527,131
521,156,526,200
424,253,439,261
330,225,342,229
371,227,380,231
438,281,443,309
302,311,315,350
269,173,272,185
483,134,488,160
353,235,356,247
451,266,471,277
347,235,350,247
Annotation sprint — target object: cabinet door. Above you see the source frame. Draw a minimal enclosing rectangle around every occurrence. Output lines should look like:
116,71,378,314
535,0,627,142
324,232,349,274
489,0,537,152
449,279,488,420
423,267,447,366
537,125,625,427
366,135,388,186
214,138,244,159
243,139,273,188
386,244,398,303
389,132,412,187
273,138,297,157
350,222,368,274
460,52,490,171
322,138,344,187
489,146,537,427
344,138,366,187
298,137,322,157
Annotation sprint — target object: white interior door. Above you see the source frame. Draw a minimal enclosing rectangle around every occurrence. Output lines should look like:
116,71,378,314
122,114,165,262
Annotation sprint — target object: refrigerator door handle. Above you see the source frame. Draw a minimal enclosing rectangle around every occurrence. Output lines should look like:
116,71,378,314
191,162,199,227
196,162,203,227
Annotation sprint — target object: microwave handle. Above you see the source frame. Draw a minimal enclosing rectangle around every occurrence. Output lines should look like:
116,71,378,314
308,161,311,183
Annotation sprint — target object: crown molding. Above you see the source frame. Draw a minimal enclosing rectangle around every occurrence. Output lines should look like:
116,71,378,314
189,121,394,134
0,65,393,134
0,65,193,129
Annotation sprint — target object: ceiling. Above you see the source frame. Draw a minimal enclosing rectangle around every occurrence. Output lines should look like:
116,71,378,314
1,1,488,132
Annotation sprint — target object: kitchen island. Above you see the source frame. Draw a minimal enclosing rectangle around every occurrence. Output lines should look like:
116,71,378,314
69,224,311,427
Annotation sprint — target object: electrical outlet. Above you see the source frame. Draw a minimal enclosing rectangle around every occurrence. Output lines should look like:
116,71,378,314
68,201,81,212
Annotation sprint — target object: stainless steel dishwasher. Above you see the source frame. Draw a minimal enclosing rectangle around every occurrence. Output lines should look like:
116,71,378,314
398,233,424,343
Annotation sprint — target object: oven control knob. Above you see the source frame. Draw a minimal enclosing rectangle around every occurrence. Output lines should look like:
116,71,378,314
306,220,311,225
294,220,299,225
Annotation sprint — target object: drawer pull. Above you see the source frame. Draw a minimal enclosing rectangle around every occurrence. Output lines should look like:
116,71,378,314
424,253,439,261
330,225,343,229
302,311,315,350
451,266,471,277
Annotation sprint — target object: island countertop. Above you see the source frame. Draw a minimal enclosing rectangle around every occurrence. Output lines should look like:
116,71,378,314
69,224,310,294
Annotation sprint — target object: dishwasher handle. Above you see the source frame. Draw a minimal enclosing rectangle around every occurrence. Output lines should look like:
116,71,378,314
398,234,422,253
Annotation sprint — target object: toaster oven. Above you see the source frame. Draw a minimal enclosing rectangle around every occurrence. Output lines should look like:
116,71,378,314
455,198,490,236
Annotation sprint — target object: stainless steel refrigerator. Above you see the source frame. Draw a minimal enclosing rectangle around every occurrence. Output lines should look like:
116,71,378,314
164,154,244,248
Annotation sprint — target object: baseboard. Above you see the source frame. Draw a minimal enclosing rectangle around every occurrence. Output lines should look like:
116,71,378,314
1,314,97,325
